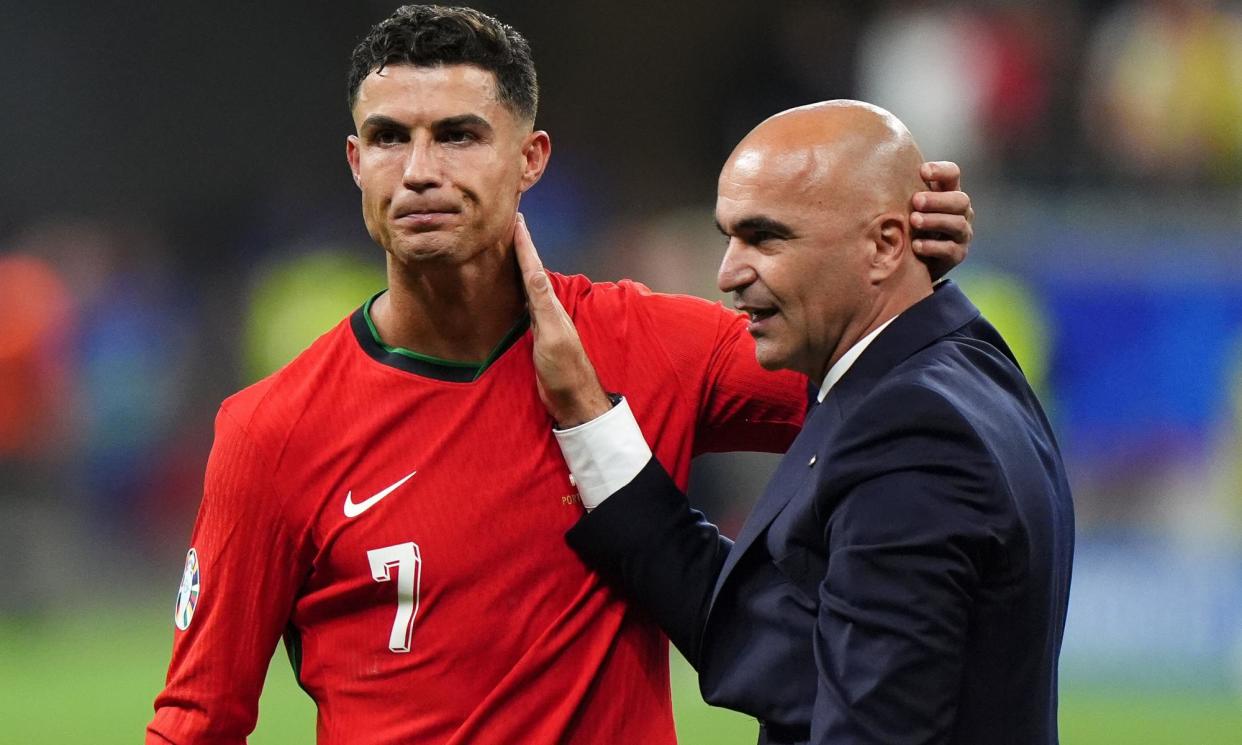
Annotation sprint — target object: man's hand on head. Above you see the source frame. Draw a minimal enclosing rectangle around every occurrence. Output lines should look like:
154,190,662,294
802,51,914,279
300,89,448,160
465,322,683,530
514,213,613,428
911,161,974,280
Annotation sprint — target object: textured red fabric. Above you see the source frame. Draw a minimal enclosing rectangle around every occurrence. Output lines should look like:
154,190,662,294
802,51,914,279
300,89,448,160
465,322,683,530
149,273,805,744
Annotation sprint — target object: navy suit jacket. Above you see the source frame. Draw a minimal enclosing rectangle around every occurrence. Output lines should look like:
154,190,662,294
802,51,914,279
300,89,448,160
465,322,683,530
566,281,1075,745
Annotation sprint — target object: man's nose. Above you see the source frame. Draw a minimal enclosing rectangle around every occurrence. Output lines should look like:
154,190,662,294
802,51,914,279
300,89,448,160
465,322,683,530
717,239,756,294
402,141,441,191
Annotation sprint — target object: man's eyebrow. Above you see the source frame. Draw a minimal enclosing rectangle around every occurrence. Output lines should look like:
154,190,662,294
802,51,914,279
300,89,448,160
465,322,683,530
721,215,795,237
359,114,407,132
435,114,492,131
359,113,494,132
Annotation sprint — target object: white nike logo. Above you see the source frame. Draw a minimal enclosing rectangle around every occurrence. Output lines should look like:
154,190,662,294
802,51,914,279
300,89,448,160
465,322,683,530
343,470,417,518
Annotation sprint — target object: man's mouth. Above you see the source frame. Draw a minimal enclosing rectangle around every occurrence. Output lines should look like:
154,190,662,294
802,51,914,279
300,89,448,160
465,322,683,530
738,305,779,333
397,207,458,215
393,207,460,229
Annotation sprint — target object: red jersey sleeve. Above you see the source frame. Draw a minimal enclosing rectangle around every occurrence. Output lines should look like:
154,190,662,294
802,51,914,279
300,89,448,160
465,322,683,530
148,405,310,744
610,281,806,455
690,297,806,454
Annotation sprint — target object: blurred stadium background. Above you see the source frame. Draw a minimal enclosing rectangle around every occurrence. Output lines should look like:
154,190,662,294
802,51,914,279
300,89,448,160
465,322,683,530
3,0,1242,742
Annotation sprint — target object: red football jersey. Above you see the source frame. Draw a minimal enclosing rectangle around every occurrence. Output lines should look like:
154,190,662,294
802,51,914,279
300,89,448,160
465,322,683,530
149,273,805,744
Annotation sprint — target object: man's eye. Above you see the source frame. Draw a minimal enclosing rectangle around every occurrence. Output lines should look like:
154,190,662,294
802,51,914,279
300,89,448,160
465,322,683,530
375,130,404,146
442,129,476,144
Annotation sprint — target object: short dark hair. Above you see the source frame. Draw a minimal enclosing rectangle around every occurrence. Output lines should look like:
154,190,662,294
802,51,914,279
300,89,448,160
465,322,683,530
347,5,538,122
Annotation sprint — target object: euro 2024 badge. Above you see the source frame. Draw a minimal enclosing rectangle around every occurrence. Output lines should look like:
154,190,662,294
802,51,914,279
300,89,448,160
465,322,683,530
175,548,201,630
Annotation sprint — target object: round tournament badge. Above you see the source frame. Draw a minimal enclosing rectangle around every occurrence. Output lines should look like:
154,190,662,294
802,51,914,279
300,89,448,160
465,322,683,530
174,548,201,631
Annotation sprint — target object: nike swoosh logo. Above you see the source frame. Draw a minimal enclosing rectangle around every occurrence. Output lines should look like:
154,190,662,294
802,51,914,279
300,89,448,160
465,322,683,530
344,470,417,518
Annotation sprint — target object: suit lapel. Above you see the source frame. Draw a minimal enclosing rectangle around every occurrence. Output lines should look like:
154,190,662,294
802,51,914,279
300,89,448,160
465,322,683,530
708,281,982,610
710,399,841,606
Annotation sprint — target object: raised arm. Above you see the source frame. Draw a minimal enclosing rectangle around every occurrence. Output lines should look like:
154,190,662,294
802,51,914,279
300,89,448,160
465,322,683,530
515,213,730,662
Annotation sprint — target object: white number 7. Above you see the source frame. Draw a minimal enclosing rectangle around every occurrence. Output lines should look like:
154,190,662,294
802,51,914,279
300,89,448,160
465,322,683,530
367,542,421,653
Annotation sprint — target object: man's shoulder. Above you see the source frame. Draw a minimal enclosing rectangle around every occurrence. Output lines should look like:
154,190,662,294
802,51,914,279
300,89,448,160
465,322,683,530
551,271,727,313
218,315,357,441
889,327,1033,419
842,326,1053,471
548,271,655,314
819,348,1012,521
549,271,738,344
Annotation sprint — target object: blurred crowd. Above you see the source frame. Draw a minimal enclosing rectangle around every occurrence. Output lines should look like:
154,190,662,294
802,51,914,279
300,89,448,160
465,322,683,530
709,0,1242,186
2,2,1242,691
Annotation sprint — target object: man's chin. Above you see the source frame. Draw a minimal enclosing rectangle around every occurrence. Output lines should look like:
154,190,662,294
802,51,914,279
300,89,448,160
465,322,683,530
752,344,790,372
389,236,462,264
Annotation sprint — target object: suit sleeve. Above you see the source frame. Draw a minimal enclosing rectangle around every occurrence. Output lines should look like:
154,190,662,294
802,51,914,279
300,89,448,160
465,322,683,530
566,457,728,668
624,285,806,455
811,384,1004,745
147,407,309,744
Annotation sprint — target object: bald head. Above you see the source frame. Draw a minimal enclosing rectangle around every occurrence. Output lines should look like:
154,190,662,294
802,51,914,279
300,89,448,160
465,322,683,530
727,100,926,219
715,100,935,381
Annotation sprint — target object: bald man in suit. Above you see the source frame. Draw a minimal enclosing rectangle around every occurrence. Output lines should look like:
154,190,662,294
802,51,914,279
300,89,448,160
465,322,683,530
516,101,1074,745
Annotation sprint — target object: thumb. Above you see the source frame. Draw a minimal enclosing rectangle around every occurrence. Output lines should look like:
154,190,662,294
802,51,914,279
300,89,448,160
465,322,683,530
514,213,561,322
514,212,543,280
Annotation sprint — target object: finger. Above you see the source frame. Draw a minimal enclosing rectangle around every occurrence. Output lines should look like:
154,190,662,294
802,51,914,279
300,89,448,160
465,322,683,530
919,161,961,190
911,190,970,216
919,160,961,192
911,213,971,243
912,238,968,265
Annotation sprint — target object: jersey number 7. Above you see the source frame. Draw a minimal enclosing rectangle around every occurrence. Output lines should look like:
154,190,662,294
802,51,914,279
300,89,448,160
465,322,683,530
367,542,422,653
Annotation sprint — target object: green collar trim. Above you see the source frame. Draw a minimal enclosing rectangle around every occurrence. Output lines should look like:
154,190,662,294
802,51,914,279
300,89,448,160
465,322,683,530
359,291,529,382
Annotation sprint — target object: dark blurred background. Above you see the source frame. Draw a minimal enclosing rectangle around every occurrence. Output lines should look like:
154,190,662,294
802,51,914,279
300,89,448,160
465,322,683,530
2,1,1241,742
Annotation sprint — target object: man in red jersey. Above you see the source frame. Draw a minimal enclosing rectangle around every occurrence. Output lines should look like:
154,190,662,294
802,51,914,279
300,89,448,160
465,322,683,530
149,6,974,744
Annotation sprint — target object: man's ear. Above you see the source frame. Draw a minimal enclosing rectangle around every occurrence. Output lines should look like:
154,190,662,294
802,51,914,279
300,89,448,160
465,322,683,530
868,213,909,284
518,130,551,193
346,135,362,188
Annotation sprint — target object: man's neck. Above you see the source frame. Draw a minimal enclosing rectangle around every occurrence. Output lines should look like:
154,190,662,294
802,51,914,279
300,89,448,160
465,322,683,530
815,280,933,383
372,252,526,363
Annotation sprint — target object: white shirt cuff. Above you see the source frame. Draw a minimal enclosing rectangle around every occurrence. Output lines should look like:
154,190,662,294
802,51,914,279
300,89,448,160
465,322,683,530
552,396,651,511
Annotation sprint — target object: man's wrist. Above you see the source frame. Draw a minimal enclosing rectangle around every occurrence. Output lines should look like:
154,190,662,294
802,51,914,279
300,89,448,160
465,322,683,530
552,389,618,429
553,395,650,510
